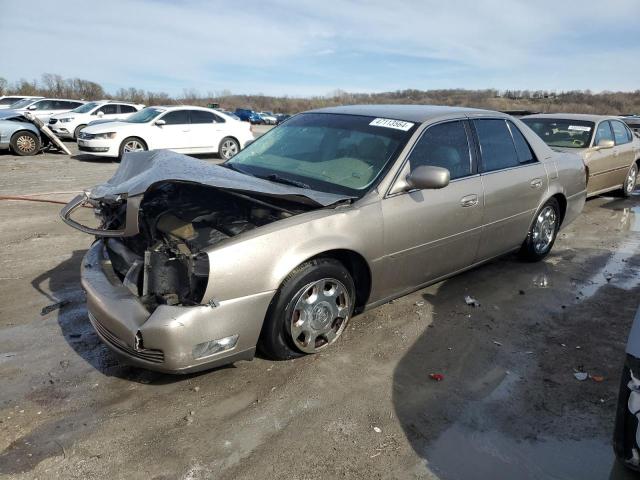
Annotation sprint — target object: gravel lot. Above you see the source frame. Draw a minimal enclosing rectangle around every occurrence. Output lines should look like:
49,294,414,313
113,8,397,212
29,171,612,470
0,135,639,479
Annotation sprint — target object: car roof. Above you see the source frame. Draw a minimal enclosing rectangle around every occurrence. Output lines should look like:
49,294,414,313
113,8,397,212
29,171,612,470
308,104,498,123
521,113,620,122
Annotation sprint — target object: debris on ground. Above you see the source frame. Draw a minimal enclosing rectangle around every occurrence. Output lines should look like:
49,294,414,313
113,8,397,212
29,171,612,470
464,295,480,307
192,386,200,392
373,426,382,433
429,373,445,382
40,300,70,316
519,290,526,295
591,375,605,383
493,340,503,347
415,300,425,307
574,372,589,381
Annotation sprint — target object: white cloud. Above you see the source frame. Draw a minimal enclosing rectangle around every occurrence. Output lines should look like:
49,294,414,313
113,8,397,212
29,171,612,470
1,0,639,94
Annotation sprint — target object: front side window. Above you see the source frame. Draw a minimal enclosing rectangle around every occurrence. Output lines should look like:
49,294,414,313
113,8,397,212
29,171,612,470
594,121,614,145
10,98,37,109
227,113,416,196
521,118,594,149
407,121,472,180
474,119,519,172
161,110,190,125
34,100,54,110
611,120,631,145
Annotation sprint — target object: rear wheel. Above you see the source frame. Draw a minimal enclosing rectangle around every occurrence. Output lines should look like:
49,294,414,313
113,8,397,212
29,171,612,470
519,198,560,262
259,258,355,360
118,137,147,160
10,131,40,156
219,137,239,160
621,162,638,197
73,124,87,140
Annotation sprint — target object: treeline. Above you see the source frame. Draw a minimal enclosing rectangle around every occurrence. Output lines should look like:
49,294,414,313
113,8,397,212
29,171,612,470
1,74,639,115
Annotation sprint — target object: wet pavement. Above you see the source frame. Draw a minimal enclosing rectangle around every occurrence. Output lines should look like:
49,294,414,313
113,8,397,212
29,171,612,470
0,147,639,479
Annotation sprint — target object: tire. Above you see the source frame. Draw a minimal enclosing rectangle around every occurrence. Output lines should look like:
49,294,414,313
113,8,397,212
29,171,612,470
519,198,560,262
621,162,638,198
218,137,240,160
10,131,40,156
118,137,147,160
73,124,86,140
258,258,355,360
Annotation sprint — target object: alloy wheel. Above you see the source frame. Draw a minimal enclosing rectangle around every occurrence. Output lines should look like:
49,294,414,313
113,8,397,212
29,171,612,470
290,278,351,353
221,139,239,159
124,140,145,153
532,206,558,254
626,164,638,194
16,135,36,154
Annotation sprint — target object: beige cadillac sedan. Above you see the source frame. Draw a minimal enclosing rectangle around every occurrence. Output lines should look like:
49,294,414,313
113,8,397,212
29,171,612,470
522,114,640,197
61,105,586,373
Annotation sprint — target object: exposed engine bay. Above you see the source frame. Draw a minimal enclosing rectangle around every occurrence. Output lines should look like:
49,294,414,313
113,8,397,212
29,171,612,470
98,182,307,312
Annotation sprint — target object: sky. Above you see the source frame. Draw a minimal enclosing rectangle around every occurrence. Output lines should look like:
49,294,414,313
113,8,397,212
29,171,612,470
1,0,639,97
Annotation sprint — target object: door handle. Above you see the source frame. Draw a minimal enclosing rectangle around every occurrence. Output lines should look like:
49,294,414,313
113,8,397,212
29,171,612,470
530,178,543,188
460,194,479,207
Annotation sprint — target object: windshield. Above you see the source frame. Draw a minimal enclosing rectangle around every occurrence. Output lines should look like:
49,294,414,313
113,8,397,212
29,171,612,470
227,113,416,196
9,98,37,109
522,118,595,148
126,107,164,123
71,102,99,114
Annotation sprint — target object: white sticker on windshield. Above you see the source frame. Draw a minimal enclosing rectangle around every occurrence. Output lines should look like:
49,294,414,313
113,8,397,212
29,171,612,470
568,125,591,132
369,118,414,131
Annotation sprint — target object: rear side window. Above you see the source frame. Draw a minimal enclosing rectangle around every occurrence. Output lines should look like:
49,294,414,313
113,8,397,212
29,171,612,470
119,105,137,114
161,110,190,125
507,121,536,164
474,119,519,172
594,121,614,145
407,121,473,180
190,110,217,124
98,104,118,115
611,120,631,145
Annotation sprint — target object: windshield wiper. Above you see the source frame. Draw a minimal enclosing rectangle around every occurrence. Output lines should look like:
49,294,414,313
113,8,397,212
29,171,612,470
263,174,309,189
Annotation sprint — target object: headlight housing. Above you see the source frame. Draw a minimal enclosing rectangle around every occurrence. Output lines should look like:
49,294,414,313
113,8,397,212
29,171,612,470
93,132,117,140
59,117,73,123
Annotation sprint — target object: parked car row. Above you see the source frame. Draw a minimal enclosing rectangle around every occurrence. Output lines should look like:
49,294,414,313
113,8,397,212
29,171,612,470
233,108,290,125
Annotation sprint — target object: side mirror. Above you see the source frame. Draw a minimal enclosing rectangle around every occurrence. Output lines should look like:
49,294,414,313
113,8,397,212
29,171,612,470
27,105,37,110
406,165,450,190
595,138,614,149
154,119,166,126
97,111,104,118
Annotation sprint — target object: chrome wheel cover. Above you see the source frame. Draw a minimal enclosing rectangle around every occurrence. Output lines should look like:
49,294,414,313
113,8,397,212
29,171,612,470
626,164,638,194
290,278,351,353
220,139,238,159
532,205,557,254
16,135,36,153
123,140,144,153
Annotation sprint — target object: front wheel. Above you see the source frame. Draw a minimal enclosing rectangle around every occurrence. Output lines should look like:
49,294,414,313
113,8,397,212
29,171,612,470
622,162,638,197
519,198,560,262
219,137,239,160
259,258,355,360
10,131,40,156
118,137,147,161
73,124,87,140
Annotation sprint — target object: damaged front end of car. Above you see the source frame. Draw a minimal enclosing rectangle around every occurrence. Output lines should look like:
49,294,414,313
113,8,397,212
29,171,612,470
61,150,351,372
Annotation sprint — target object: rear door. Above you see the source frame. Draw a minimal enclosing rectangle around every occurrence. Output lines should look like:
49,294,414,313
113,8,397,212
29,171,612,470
189,110,226,150
95,103,121,122
118,104,138,120
153,110,192,150
474,118,548,260
380,119,484,297
587,121,618,193
611,120,636,184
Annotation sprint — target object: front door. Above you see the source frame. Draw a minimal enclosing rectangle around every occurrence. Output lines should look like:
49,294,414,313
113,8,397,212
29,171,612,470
473,118,549,260
587,120,620,194
380,120,483,298
153,110,192,151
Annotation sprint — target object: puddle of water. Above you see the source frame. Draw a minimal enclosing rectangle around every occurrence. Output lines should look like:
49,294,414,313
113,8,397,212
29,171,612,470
426,424,613,480
578,235,640,299
621,206,640,233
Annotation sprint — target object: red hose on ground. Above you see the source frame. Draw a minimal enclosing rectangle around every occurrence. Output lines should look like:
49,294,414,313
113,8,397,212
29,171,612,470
0,195,91,207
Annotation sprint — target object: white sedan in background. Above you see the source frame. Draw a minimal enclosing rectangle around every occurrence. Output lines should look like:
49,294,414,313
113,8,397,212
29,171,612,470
77,106,254,160
49,100,144,139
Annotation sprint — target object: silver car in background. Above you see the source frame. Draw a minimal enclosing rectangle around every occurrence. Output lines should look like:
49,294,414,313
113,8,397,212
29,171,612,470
61,105,587,373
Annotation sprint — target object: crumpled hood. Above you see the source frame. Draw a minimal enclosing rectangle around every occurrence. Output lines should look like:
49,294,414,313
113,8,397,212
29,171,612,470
0,109,25,119
89,149,353,207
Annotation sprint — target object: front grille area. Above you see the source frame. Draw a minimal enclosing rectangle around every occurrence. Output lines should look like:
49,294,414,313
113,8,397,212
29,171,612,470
78,145,109,152
88,312,164,363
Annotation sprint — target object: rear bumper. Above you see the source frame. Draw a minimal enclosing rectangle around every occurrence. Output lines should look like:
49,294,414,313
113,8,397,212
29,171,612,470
82,240,274,373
